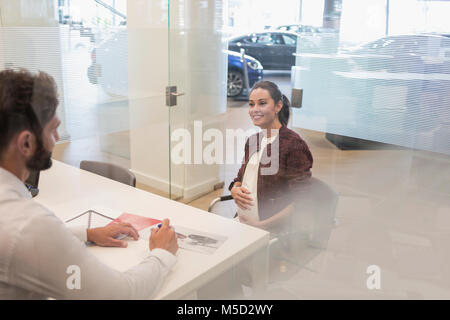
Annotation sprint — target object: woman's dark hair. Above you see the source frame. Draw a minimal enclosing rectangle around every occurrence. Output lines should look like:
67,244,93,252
0,69,58,156
250,80,290,126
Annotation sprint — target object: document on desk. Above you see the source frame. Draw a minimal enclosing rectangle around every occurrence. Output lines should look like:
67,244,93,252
108,213,162,231
173,226,228,255
140,225,228,255
66,209,228,255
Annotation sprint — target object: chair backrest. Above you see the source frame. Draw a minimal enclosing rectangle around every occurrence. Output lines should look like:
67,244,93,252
290,177,338,249
80,160,136,187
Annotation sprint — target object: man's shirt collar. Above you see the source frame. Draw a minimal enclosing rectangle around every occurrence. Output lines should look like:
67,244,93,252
0,167,32,199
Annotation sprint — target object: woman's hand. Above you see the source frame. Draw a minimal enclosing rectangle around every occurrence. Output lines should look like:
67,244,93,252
231,185,254,210
239,214,264,229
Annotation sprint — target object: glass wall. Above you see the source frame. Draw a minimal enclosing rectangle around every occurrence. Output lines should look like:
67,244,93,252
1,0,449,299
292,0,450,155
0,0,131,169
223,0,450,299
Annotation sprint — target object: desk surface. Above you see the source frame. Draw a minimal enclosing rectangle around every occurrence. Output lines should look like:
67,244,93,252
36,160,269,299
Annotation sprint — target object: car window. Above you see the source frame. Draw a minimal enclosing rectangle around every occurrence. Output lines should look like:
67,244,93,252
363,36,449,57
442,39,450,58
398,36,442,56
412,36,450,58
230,37,245,44
364,38,386,50
243,36,257,44
255,33,275,45
271,34,284,45
380,40,403,55
442,39,450,48
404,37,429,55
298,25,315,33
364,38,400,55
282,34,297,46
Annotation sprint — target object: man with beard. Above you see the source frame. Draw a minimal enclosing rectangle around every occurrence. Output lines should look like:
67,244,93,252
0,69,178,299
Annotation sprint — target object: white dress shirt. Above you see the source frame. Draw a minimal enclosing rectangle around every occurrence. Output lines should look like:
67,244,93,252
238,133,278,221
0,167,176,300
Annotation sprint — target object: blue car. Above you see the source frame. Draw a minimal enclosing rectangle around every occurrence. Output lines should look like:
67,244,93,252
226,50,263,97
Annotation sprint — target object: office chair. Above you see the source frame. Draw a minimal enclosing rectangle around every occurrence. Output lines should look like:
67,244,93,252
208,177,338,267
80,160,137,187
289,177,338,250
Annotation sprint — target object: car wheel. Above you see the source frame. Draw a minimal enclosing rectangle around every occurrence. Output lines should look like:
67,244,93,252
227,70,244,97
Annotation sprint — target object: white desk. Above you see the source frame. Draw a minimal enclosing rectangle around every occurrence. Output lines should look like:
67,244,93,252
36,160,270,299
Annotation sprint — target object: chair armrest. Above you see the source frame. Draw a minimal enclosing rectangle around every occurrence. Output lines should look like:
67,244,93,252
208,195,234,213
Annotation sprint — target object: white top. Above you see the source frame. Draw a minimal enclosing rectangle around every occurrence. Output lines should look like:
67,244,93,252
0,167,176,300
238,133,278,221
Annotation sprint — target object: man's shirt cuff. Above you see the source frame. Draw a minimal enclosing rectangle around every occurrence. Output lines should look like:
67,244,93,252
149,248,177,269
69,224,88,242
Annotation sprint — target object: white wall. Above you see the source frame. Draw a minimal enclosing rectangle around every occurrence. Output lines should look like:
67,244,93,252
389,0,450,35
340,0,386,45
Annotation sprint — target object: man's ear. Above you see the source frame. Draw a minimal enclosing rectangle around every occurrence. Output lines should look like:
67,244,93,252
16,131,36,157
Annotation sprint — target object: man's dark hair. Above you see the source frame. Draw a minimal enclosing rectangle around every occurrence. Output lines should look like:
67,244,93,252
0,69,58,156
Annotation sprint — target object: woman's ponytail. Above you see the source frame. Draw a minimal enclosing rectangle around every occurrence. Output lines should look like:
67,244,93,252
279,94,290,126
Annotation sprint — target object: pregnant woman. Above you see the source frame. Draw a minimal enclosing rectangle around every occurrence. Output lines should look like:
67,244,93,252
229,81,313,233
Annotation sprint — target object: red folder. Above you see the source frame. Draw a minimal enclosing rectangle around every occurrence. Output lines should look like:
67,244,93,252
108,213,161,231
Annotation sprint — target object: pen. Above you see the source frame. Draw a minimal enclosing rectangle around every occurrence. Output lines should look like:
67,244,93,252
150,223,162,231
152,223,175,230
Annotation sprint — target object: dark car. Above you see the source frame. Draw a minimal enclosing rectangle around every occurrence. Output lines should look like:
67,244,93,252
341,34,450,73
294,33,450,151
228,31,317,70
275,24,338,34
276,24,321,34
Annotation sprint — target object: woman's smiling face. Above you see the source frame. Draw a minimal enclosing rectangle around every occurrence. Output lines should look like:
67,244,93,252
248,88,282,129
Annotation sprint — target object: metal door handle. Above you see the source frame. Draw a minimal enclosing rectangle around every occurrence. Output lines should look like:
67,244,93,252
166,86,184,107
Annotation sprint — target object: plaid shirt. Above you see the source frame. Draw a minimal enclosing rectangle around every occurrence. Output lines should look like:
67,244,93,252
229,126,313,221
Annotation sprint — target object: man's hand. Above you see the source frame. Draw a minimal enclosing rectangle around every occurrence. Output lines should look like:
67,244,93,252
150,219,178,255
231,186,254,210
87,222,139,248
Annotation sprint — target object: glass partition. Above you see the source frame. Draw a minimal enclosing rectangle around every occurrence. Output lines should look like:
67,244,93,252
220,0,450,299
1,0,449,300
